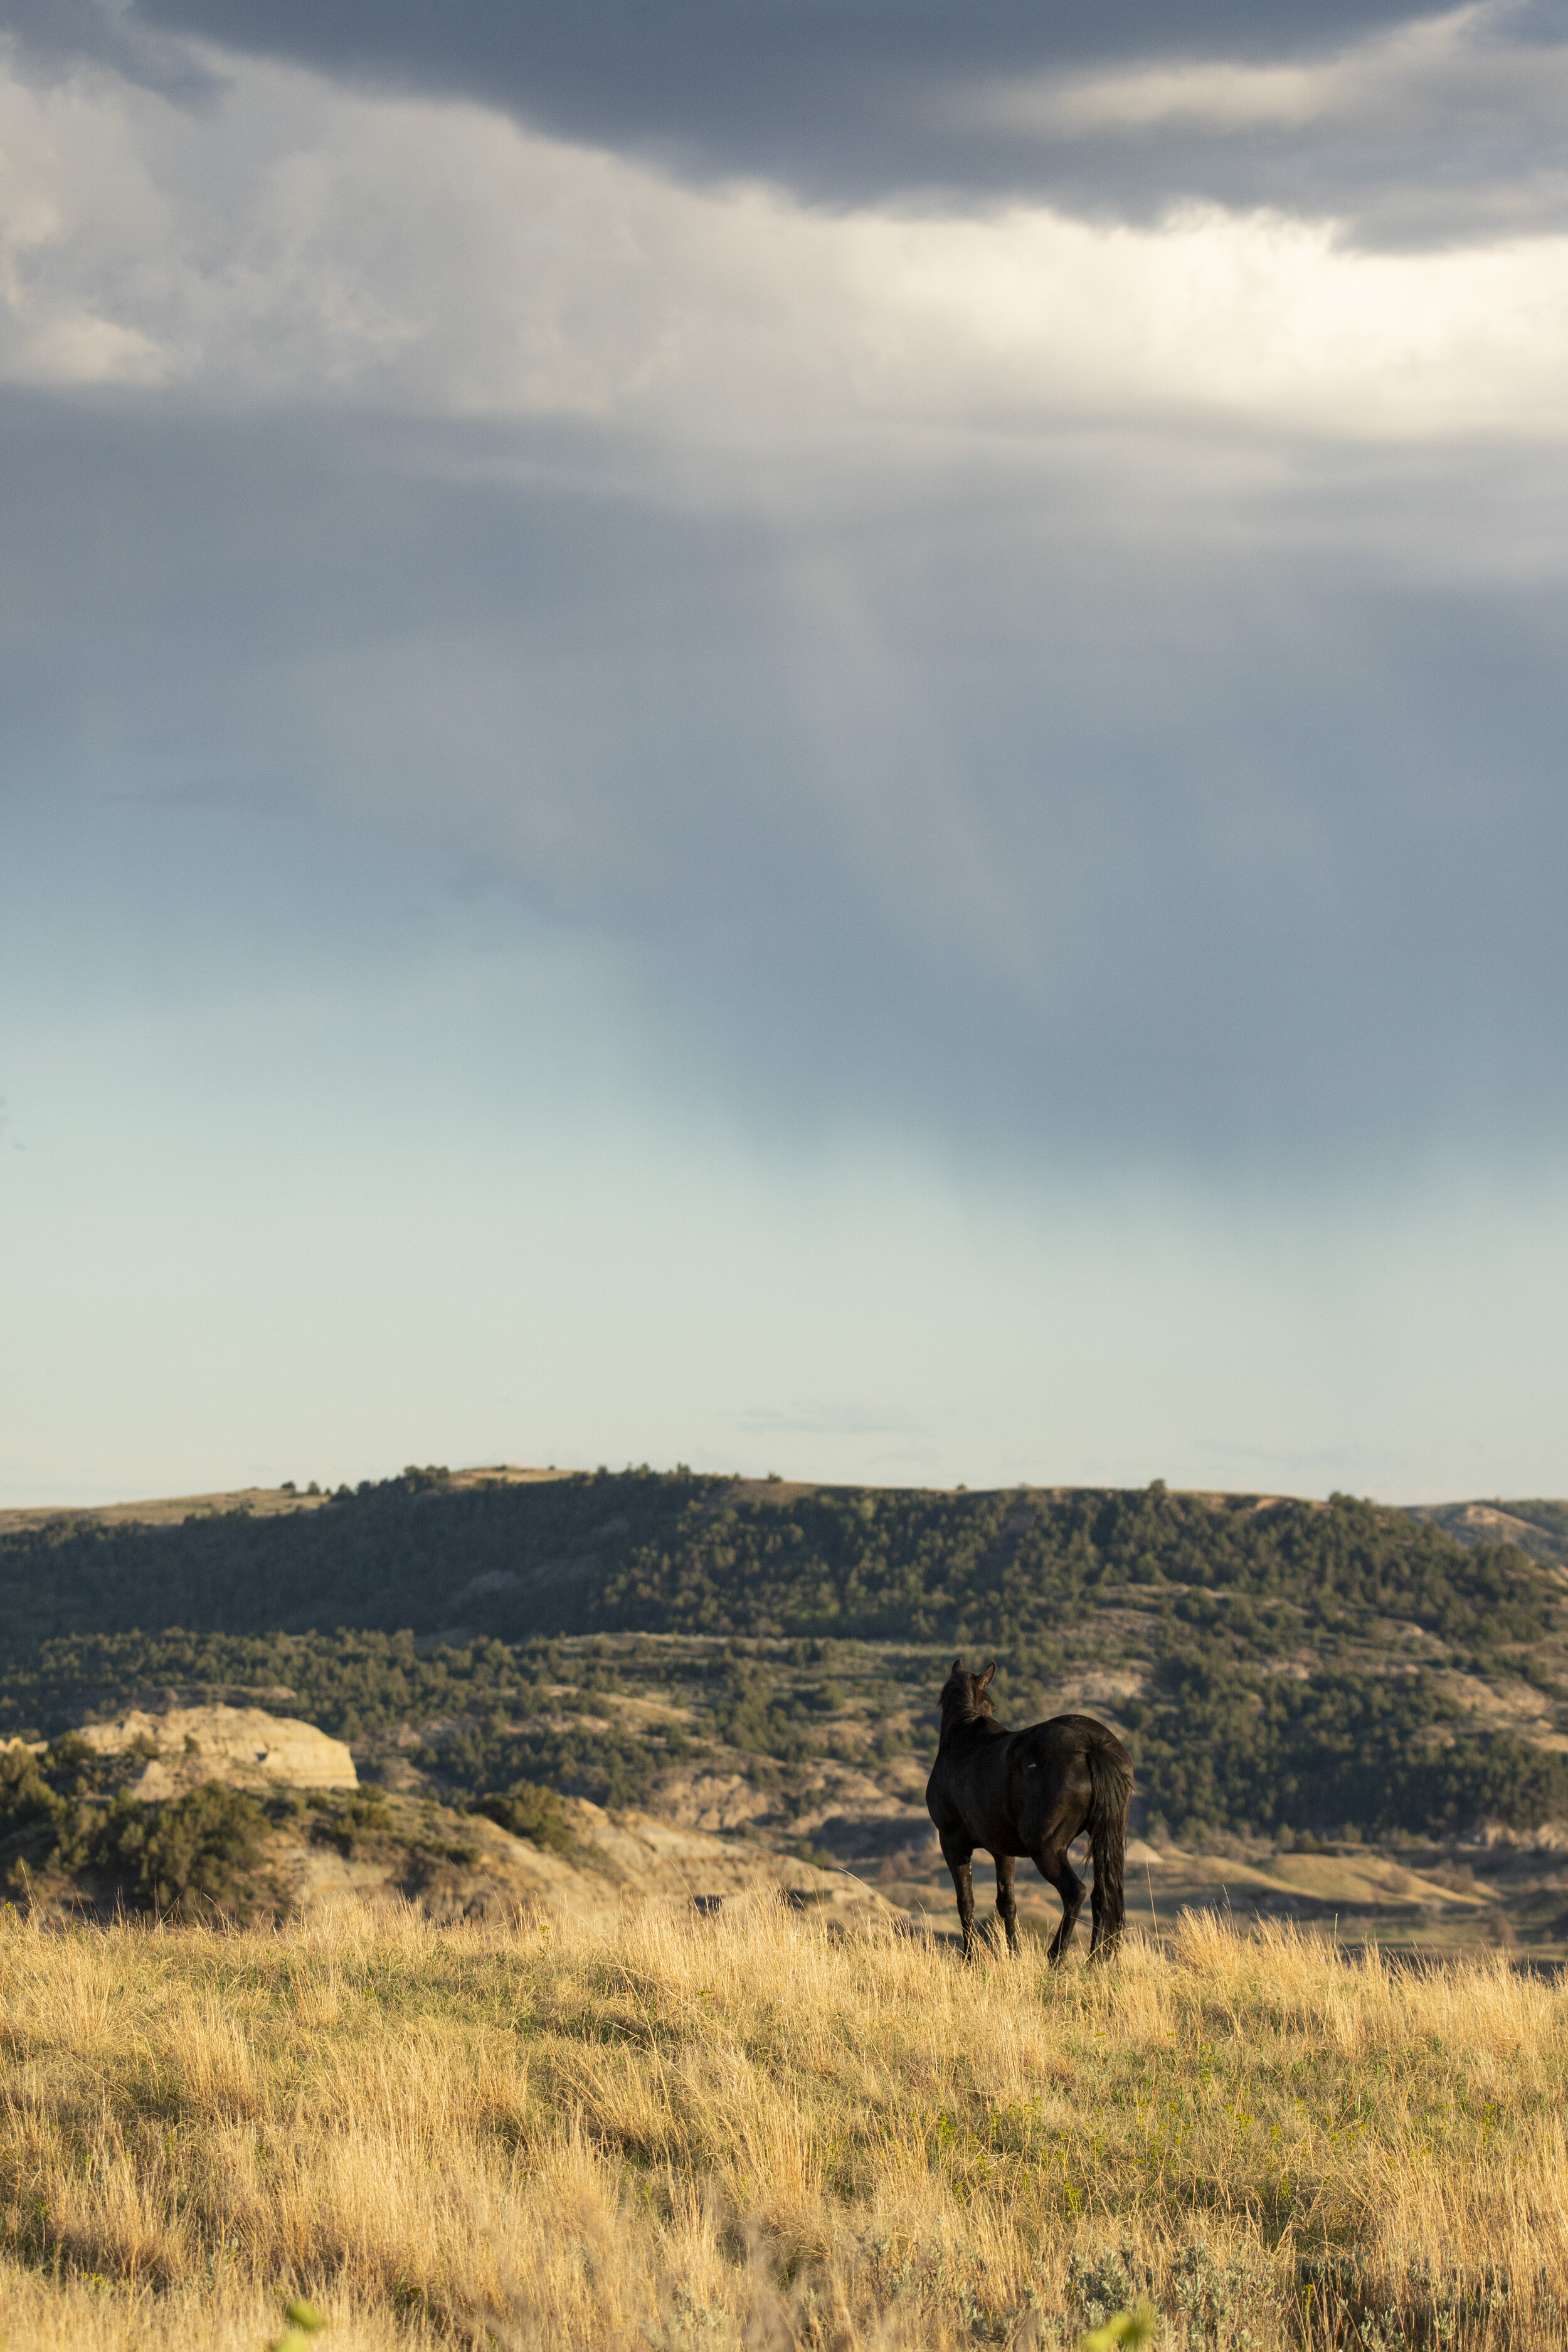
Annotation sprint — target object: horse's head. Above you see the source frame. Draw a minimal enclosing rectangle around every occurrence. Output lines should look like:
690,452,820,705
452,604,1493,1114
940,1656,997,1732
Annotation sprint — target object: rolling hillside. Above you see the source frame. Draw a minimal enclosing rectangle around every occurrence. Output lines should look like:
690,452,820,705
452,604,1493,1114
4,1469,1567,1921
4,1463,1563,1656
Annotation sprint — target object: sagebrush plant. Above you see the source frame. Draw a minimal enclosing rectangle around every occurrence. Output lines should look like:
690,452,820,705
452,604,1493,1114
2,1900,1566,2348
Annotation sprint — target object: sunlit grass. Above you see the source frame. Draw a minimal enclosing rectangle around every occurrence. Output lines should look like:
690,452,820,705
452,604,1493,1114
2,1898,1565,2346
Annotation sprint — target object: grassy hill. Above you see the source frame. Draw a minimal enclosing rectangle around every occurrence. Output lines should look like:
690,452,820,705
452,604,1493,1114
4,1469,1567,1884
5,1900,1568,2350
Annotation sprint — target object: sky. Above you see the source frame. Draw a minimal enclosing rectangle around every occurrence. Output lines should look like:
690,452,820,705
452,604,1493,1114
1,0,1565,1505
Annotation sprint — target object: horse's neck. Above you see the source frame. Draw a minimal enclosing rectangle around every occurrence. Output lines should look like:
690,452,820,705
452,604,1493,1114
940,1710,1004,1751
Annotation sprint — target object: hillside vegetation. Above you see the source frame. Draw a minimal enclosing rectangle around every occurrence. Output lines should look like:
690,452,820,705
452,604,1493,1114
4,1901,1568,2349
3,1468,1560,1652
4,1471,1567,1871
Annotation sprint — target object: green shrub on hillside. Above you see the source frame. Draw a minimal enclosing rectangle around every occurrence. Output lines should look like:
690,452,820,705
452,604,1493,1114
80,1781,269,1915
0,1741,69,1837
473,1781,575,1853
3,1744,269,1916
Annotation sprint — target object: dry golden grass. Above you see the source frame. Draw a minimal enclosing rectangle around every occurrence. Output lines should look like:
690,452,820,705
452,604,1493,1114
3,1897,1567,2349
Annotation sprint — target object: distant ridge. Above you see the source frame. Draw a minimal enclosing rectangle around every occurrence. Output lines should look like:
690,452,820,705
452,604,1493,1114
0,1462,568,1540
8,1463,1564,1555
1408,1499,1568,1572
1,1463,1561,1653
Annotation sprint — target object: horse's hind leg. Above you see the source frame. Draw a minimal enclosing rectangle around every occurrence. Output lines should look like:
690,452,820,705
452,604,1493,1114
940,1831,978,1959
1034,1845,1086,1964
994,1853,1020,1955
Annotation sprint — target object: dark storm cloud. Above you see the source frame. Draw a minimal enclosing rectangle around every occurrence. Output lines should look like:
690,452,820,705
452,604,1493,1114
3,0,1554,243
4,393,1566,1178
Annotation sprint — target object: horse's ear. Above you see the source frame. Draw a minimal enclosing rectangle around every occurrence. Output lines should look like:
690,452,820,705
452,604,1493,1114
951,1656,963,1676
978,1660,997,1690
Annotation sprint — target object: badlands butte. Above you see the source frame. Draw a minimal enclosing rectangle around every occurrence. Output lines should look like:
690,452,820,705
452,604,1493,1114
3,1466,1568,1952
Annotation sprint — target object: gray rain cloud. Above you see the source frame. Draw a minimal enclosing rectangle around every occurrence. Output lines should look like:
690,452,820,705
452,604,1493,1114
4,396,1565,1180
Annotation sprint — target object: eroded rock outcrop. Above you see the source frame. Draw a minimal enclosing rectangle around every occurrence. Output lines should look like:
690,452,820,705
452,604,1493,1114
75,1704,357,1797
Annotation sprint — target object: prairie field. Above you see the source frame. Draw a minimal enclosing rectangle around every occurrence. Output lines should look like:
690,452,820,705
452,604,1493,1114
3,1902,1567,2351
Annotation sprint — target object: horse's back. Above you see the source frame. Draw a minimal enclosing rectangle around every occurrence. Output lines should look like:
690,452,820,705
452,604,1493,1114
1015,1712,1128,1766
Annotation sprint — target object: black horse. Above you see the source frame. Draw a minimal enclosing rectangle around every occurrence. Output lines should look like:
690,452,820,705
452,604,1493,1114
925,1658,1133,1963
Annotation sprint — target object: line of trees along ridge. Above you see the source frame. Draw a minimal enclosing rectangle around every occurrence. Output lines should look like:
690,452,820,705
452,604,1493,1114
0,1470,1554,1650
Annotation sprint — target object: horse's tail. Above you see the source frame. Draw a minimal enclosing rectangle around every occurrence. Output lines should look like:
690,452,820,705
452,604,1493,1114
1086,1731,1133,1960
